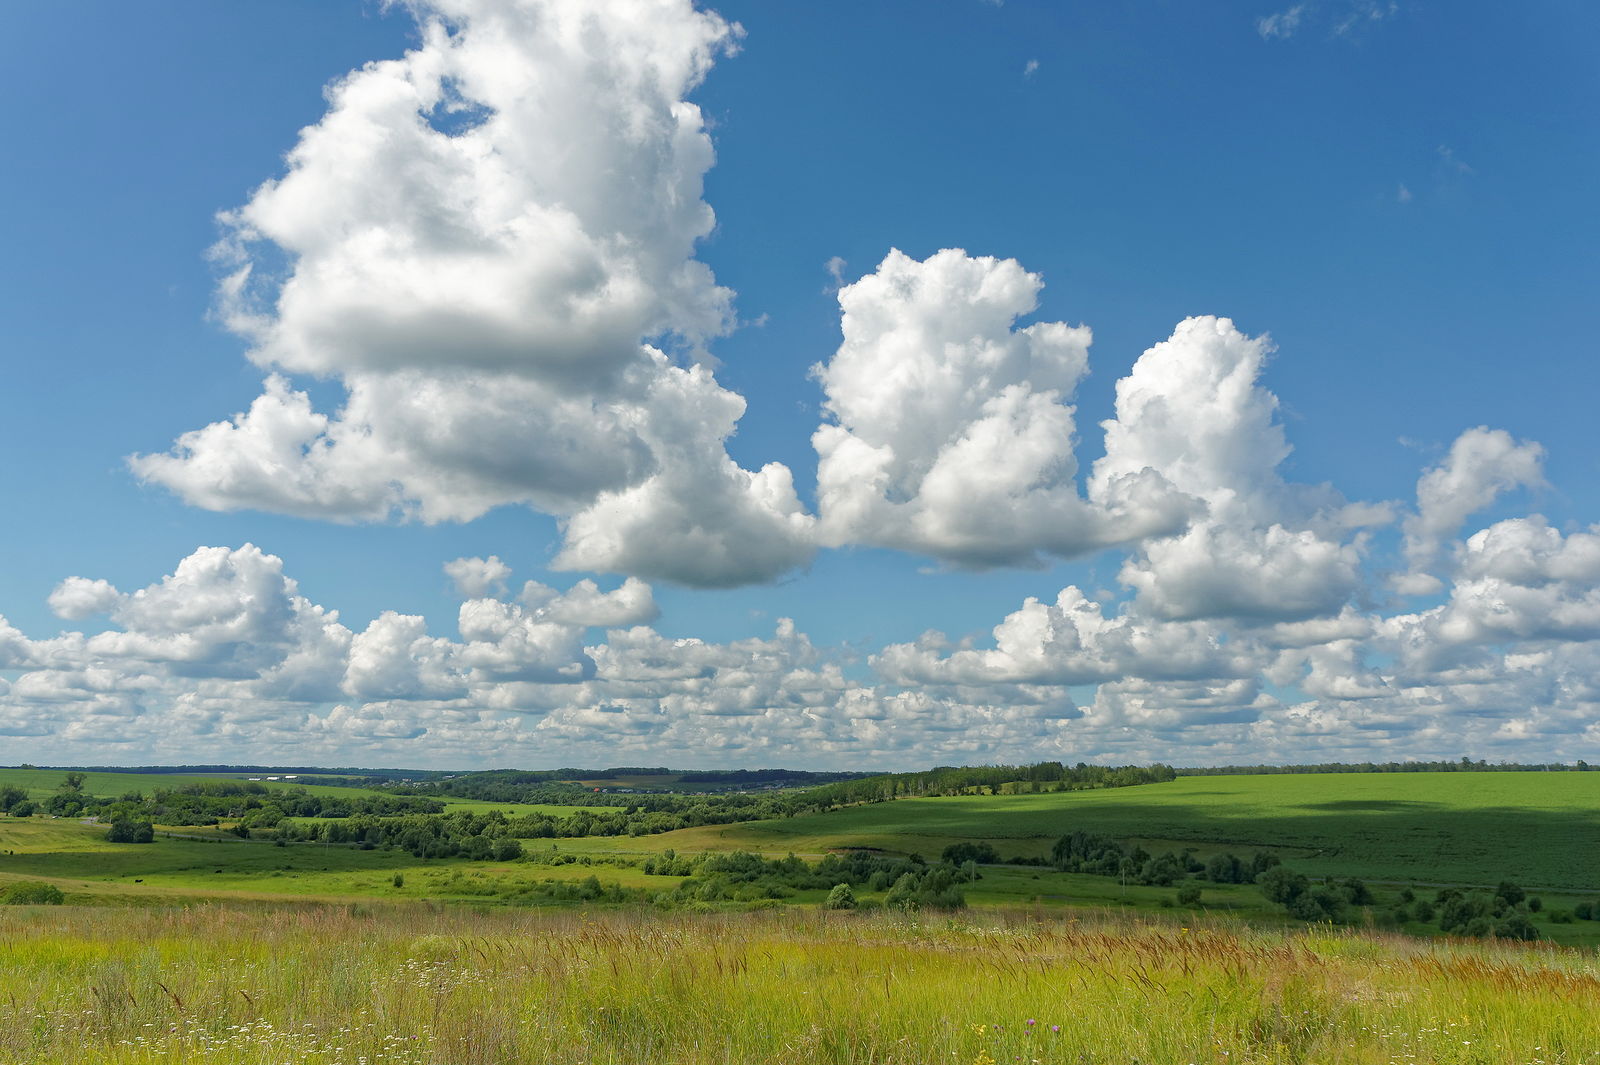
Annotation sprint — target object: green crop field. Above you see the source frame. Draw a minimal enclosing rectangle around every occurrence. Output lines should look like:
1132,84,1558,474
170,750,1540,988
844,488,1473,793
628,772,1600,890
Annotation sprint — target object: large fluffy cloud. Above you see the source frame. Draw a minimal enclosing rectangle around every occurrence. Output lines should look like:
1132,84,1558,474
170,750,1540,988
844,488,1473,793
130,0,813,587
1092,316,1378,622
812,248,1184,567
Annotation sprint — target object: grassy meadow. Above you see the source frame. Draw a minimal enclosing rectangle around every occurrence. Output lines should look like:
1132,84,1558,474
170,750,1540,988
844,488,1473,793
2,767,1598,1062
1,905,1596,1065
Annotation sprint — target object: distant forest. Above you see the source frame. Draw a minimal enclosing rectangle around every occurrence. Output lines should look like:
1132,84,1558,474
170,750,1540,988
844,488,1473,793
1178,759,1598,775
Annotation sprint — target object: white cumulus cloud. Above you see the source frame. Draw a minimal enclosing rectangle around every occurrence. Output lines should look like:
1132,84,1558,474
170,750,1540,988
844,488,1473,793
813,248,1176,567
129,0,813,588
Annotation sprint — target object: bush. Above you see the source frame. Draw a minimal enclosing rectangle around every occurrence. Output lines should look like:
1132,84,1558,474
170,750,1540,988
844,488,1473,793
1495,913,1540,940
1494,881,1526,907
1574,901,1594,920
1176,884,1202,907
1258,867,1309,905
824,883,858,910
392,873,405,888
105,820,155,844
1204,853,1248,884
940,842,999,865
1,882,65,905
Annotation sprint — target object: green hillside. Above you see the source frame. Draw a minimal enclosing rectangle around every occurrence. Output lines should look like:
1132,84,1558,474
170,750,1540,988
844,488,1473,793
638,772,1600,890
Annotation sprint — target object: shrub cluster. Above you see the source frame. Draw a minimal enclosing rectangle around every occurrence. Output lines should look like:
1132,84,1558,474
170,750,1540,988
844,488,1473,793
644,849,973,910
104,820,155,844
0,882,65,905
276,810,525,859
1051,831,1279,889
1258,868,1372,922
1399,882,1542,940
0,786,37,818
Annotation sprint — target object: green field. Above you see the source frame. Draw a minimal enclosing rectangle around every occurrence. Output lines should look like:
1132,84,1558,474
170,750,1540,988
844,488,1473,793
632,772,1600,890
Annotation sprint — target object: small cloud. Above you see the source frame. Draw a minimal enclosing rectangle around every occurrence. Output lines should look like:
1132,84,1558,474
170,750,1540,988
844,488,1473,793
444,555,512,599
823,255,848,294
1257,4,1307,39
1437,144,1475,176
1023,59,1040,78
980,0,1004,6
1396,183,1413,203
1333,0,1398,37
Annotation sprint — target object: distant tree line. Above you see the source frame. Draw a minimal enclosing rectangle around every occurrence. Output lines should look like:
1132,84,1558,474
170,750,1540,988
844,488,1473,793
1180,758,1598,775
672,769,874,787
389,766,873,800
792,763,1178,808
5,777,443,825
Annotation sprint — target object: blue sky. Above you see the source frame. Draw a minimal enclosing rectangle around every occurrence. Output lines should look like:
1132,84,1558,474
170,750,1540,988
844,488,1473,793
1,1,1597,769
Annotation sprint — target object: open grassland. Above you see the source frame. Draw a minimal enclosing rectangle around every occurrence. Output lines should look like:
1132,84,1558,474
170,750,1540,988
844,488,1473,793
629,773,1600,890
0,905,1596,1065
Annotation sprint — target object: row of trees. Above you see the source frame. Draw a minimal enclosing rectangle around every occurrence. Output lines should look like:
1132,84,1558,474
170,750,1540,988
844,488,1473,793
5,776,445,825
386,762,1179,811
1183,758,1597,775
796,764,1178,807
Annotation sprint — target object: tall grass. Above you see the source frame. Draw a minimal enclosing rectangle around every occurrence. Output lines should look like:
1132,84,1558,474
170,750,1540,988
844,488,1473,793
0,904,1594,1064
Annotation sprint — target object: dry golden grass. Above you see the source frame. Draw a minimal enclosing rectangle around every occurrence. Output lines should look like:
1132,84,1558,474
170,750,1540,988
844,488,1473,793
0,904,1594,1064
